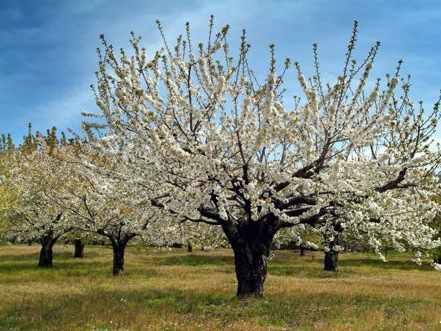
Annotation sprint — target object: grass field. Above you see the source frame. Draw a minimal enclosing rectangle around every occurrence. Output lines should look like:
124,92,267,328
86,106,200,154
1,245,441,331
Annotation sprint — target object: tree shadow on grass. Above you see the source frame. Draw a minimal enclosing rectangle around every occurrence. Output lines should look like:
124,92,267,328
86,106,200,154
156,253,360,279
339,258,434,271
156,254,234,267
0,260,107,277
0,254,161,282
0,253,40,262
0,250,100,263
268,264,358,279
126,252,435,282
0,257,104,272
0,283,432,331
0,262,160,286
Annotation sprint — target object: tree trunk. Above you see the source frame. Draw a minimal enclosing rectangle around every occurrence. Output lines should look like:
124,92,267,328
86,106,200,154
324,249,338,271
232,242,269,298
73,239,85,258
187,240,193,253
222,222,276,299
300,245,305,256
111,240,128,276
38,238,56,267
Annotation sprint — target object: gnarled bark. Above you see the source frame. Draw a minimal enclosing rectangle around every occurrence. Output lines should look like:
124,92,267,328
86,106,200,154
38,236,57,267
323,224,343,271
232,240,269,297
187,240,193,253
73,239,85,258
109,234,136,276
111,241,127,276
222,221,276,298
324,249,338,271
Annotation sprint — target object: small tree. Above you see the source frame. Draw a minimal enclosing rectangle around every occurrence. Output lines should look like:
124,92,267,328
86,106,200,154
6,134,73,267
50,142,168,275
0,140,17,239
64,230,89,258
316,82,441,271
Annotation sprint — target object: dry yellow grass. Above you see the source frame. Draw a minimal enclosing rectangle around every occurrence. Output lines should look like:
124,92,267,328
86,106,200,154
1,244,440,330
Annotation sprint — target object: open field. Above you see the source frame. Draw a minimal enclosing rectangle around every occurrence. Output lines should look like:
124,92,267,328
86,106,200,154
1,245,441,331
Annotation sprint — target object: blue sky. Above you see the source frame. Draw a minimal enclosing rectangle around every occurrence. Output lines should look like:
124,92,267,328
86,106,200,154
1,0,441,142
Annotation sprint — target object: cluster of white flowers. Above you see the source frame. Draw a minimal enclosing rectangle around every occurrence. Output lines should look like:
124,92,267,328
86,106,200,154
4,141,72,244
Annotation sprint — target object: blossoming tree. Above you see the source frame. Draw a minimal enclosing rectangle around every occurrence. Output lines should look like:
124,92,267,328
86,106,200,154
315,66,441,271
0,144,17,238
49,140,175,275
5,134,73,267
88,18,441,297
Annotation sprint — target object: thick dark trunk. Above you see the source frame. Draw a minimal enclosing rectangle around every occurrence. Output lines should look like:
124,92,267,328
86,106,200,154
300,246,305,256
112,241,128,276
38,239,56,267
324,250,338,271
222,222,275,299
73,239,85,258
232,242,268,298
187,241,193,253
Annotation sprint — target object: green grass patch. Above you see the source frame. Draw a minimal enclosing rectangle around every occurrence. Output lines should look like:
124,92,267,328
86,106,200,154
1,245,441,330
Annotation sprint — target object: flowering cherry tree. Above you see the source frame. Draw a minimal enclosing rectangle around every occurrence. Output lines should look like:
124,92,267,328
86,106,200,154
315,63,441,270
5,137,73,267
0,147,16,236
87,18,441,297
49,140,176,275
